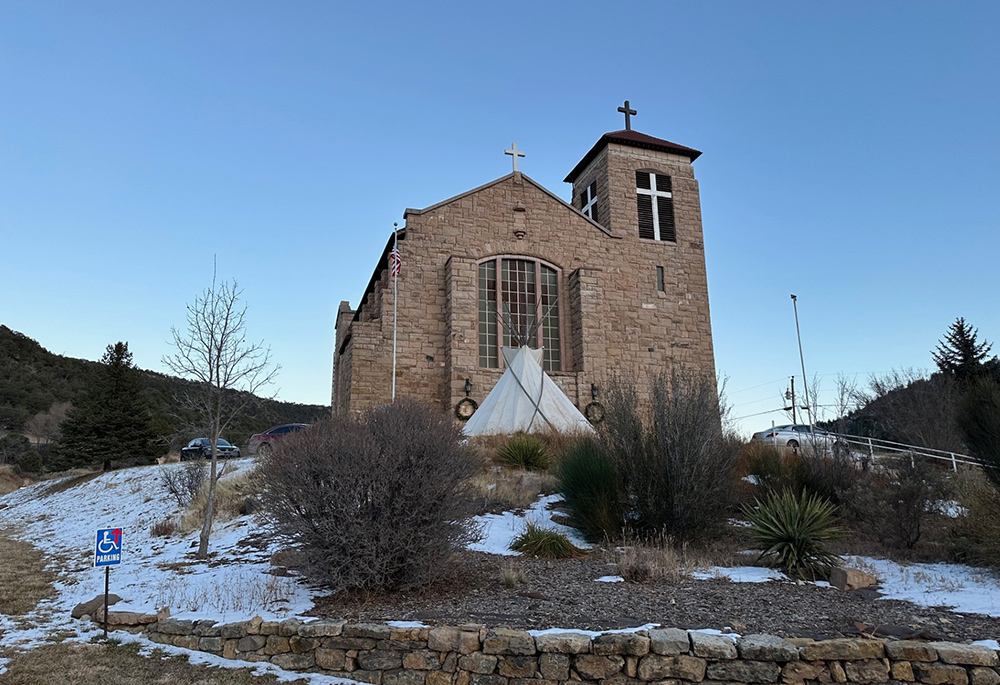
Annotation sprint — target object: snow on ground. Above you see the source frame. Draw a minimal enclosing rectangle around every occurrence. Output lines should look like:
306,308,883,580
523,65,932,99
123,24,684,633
595,575,624,583
466,493,591,555
691,567,786,583
844,556,1000,617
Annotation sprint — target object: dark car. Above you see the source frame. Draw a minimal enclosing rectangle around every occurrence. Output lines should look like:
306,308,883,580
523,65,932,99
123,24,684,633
180,437,242,461
248,423,310,455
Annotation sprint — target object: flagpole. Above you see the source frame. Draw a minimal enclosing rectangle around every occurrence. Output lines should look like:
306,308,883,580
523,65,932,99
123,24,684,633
391,224,399,401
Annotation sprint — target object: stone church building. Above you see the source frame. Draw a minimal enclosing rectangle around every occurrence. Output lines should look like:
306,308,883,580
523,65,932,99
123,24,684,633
332,113,716,418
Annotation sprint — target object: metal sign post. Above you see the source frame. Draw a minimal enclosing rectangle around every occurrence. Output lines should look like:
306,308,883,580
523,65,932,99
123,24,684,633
94,528,123,639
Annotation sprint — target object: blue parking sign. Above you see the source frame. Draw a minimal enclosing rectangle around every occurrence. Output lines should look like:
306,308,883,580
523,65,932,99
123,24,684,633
94,528,122,567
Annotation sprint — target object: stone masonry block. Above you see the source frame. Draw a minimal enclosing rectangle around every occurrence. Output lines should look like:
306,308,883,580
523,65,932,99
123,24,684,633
482,629,535,656
843,659,890,683
738,635,799,662
800,639,885,661
690,633,737,660
649,629,691,656
536,632,592,654
707,659,782,683
593,633,651,657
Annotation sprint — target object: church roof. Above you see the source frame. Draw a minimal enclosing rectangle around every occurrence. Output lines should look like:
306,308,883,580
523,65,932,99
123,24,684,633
563,130,702,183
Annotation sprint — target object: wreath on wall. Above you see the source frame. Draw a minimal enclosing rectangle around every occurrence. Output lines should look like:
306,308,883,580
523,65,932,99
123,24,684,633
584,401,605,425
454,398,478,421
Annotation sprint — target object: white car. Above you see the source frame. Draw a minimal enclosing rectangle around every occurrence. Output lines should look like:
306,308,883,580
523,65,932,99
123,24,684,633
750,424,839,450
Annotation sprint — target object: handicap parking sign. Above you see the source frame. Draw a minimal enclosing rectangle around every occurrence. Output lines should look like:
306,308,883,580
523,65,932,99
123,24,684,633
94,528,122,567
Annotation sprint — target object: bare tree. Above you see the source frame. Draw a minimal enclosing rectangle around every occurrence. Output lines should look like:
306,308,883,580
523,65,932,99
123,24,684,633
25,401,72,445
163,273,277,558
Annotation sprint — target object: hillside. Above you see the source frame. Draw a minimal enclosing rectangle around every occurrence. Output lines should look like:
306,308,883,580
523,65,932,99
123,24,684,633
0,325,329,448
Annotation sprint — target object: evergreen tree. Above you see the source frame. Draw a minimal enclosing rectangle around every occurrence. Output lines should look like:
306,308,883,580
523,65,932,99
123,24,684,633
932,317,993,381
56,342,159,469
958,376,1000,492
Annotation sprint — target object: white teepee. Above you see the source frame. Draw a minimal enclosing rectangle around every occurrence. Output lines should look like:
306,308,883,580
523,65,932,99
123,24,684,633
462,347,594,436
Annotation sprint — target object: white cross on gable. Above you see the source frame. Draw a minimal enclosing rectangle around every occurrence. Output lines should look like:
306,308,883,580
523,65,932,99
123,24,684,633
505,142,525,172
582,183,597,220
637,172,672,241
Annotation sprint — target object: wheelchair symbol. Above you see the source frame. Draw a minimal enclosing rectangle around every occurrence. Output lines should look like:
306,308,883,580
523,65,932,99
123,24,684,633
97,529,121,554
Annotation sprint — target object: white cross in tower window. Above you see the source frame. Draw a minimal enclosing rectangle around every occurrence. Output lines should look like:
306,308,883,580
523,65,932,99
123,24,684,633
581,181,597,221
637,172,672,241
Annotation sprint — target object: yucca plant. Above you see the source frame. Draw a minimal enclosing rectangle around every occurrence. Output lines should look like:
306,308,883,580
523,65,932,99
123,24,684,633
743,488,841,581
497,433,551,471
509,521,581,558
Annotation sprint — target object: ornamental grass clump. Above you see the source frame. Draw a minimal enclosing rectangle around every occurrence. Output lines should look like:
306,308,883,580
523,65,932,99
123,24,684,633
557,437,622,542
496,433,551,471
744,487,841,581
509,521,581,559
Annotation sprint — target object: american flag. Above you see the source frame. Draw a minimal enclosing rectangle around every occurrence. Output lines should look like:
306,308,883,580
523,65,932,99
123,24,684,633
389,245,401,276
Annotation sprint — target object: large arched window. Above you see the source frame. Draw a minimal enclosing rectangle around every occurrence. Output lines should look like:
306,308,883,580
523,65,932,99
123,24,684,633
478,257,561,371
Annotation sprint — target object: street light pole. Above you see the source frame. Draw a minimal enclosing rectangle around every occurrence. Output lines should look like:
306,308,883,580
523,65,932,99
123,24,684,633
790,294,815,438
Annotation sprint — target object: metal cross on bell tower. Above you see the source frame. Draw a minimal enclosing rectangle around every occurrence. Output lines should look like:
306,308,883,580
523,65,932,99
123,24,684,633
505,142,526,172
617,100,637,130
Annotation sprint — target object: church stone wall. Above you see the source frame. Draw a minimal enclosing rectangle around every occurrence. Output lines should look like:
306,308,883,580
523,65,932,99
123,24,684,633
333,135,716,419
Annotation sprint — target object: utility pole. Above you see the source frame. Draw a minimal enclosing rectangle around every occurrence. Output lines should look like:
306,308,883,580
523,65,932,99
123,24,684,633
785,376,797,423
791,294,815,440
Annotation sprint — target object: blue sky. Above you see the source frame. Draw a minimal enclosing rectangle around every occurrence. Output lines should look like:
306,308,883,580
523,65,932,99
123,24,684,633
2,2,998,436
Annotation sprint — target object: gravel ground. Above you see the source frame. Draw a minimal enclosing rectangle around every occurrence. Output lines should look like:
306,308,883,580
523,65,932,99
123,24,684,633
312,550,1000,643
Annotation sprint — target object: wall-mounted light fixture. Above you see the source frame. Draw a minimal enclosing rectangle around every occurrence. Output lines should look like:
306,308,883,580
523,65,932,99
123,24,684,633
590,383,599,400
465,378,473,397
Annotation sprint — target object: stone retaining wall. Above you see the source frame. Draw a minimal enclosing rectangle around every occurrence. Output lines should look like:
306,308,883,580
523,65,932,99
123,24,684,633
97,613,1000,685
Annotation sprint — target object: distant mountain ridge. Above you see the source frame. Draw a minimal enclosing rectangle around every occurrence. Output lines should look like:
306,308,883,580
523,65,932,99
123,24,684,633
0,325,329,448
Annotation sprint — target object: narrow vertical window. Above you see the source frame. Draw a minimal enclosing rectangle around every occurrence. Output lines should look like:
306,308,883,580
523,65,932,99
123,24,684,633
656,266,665,292
478,261,498,368
540,265,561,371
580,180,598,223
636,171,676,242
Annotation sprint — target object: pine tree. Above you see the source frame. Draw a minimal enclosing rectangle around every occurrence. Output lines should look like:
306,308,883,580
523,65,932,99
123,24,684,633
56,342,159,469
932,317,993,382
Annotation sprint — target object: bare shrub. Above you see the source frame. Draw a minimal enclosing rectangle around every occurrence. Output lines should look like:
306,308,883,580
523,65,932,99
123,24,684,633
151,518,177,537
852,370,964,452
842,455,948,552
258,400,477,593
500,562,526,588
160,462,207,507
948,468,1000,568
466,469,556,511
614,532,716,582
180,467,254,533
601,368,739,542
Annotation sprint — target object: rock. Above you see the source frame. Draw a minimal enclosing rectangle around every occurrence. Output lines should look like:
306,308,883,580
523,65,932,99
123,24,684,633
637,654,706,681
830,566,878,591
892,661,915,681
392,627,431,642
289,636,318,654
593,633,650,657
194,620,221,637
270,652,315,670
482,628,535,656
573,654,624,680
800,638,885,661
690,632,737,659
426,671,453,685
429,627,480,654
535,632,591,654
237,634,267,652
829,661,847,683
458,652,498,674
345,623,393,640
970,667,1000,685
72,593,122,619
199,636,223,653
469,675,505,685
263,635,291,655
357,649,405,670
887,641,939,662
404,650,442,670
930,643,1000,667
105,611,157,626
220,620,254,639
383,670,427,685
278,618,302,637
739,634,799,662
259,621,279,635
708,659,782,683
172,634,200,650
158,618,195,635
315,647,347,670
299,619,348,637
539,652,570,680
843,659,889,683
912,663,969,685
649,628,691,656
498,655,538,678
781,660,828,684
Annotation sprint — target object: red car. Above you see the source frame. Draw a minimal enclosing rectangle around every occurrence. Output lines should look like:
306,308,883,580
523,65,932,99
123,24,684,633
248,423,310,455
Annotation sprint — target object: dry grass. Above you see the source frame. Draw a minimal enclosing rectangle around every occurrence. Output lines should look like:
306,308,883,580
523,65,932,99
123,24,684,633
614,533,742,583
0,640,311,684
179,468,256,533
40,470,103,496
500,562,526,588
0,527,59,615
0,465,27,496
466,468,557,511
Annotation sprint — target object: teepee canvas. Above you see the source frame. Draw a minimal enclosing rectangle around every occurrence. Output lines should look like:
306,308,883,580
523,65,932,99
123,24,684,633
462,347,594,436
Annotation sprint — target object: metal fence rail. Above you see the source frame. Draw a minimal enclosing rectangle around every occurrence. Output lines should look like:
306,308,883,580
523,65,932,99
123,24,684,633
824,432,979,471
